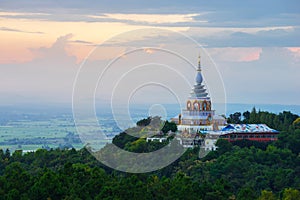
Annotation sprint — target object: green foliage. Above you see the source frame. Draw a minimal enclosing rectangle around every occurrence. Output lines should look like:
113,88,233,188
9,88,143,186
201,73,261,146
275,129,300,154
215,139,233,155
0,110,299,199
242,111,250,122
161,120,177,133
125,138,148,152
230,108,299,133
282,188,300,200
227,112,242,124
237,187,257,200
293,118,300,129
113,117,177,153
113,132,170,153
0,144,299,199
232,139,270,150
136,117,177,134
258,190,276,200
136,117,152,126
243,108,298,131
112,132,138,149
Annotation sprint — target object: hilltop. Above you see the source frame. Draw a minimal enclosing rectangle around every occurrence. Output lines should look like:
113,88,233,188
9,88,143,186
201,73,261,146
0,110,300,199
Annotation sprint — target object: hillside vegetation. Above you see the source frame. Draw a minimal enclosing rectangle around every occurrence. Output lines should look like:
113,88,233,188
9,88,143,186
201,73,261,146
0,110,300,200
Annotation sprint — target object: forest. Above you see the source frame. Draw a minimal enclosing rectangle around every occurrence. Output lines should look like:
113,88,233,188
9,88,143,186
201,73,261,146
0,108,300,200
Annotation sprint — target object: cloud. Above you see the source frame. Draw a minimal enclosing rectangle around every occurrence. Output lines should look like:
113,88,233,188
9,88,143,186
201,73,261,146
0,26,44,34
89,13,205,25
70,40,94,45
186,26,300,47
0,0,299,106
207,48,262,62
144,48,155,54
216,47,300,105
31,33,77,64
0,0,299,28
108,26,300,49
0,10,207,26
287,47,300,59
0,34,79,104
1,0,299,15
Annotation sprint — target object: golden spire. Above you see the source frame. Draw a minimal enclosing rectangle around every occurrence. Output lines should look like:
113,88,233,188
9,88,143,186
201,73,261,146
198,54,201,71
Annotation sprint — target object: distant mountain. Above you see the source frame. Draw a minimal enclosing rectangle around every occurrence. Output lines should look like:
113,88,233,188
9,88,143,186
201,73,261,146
0,103,299,121
222,103,300,116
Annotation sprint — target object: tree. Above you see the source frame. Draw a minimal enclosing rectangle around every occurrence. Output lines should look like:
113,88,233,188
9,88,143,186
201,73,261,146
0,149,4,160
232,139,269,150
12,150,22,162
258,190,276,200
161,121,177,133
5,189,20,200
287,129,300,154
249,107,258,124
4,162,31,195
112,132,138,149
0,109,299,200
228,112,241,124
30,169,63,200
136,117,151,126
215,139,232,155
168,172,199,200
293,118,300,129
237,187,257,200
4,148,10,159
282,188,300,200
125,138,148,153
242,111,250,123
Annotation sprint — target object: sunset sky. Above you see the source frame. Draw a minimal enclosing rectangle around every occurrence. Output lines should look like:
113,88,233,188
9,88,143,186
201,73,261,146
0,0,299,106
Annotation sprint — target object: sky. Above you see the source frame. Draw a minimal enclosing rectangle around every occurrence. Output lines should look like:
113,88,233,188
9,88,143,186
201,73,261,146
0,0,299,108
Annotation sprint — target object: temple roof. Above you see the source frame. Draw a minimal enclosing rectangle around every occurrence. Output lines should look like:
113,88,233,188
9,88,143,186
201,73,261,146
221,124,279,133
189,55,209,99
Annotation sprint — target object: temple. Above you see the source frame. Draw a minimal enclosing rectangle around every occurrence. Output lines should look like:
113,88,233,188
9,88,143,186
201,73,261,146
171,55,227,133
148,55,279,151
169,55,278,150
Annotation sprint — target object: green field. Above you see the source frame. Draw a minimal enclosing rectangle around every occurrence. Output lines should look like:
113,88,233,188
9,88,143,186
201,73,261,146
0,117,115,152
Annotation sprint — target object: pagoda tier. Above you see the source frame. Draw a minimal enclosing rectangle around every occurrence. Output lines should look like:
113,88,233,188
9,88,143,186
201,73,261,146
188,55,208,99
190,84,208,98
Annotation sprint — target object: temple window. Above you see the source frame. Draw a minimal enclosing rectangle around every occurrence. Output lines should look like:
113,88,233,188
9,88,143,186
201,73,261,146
203,102,207,111
193,102,199,111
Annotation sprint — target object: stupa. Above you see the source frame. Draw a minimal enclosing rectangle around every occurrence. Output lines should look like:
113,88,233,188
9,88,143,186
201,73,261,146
171,55,227,133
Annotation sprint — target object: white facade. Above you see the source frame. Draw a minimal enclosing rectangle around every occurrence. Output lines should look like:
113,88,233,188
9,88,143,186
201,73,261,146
202,132,223,151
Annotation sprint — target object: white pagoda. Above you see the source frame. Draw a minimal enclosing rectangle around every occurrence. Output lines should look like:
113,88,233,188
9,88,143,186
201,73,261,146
171,56,226,133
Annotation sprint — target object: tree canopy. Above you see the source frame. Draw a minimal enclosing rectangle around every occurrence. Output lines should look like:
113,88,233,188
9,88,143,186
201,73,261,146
0,109,299,199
